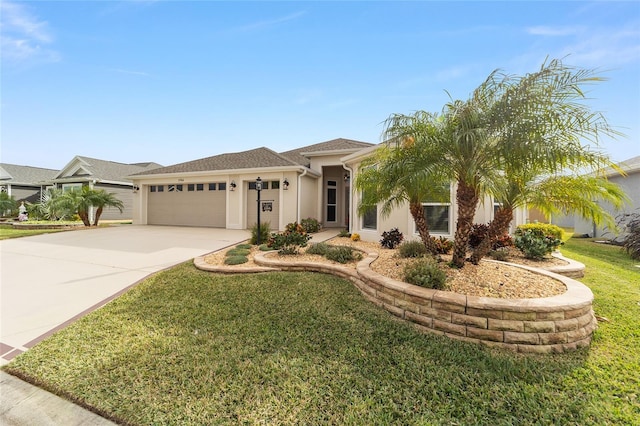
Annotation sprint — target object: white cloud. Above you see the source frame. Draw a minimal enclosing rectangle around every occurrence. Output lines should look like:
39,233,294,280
526,26,583,37
235,11,306,33
0,1,59,65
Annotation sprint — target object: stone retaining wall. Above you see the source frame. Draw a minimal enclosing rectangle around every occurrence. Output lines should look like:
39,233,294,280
250,251,596,354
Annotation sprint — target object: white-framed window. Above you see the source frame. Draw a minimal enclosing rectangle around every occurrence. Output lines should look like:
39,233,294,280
62,183,82,192
417,183,451,235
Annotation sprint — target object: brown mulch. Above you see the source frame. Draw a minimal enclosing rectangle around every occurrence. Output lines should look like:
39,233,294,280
204,238,568,299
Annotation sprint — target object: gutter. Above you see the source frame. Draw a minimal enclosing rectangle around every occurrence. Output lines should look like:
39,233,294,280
297,167,309,223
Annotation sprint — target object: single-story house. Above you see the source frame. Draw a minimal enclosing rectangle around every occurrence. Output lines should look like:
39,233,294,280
561,155,640,238
49,156,162,221
130,138,528,242
0,163,58,204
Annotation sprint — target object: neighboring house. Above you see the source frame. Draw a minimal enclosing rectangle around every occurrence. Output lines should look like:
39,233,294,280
50,156,162,221
568,155,640,238
130,138,528,242
0,163,58,203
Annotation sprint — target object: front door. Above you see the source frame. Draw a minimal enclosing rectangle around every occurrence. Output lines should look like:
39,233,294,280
326,180,337,225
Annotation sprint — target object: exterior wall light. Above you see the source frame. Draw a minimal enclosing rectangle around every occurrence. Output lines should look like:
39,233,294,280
283,178,289,190
230,180,237,191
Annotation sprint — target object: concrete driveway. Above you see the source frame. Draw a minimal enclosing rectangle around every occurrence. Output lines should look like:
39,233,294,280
0,225,249,364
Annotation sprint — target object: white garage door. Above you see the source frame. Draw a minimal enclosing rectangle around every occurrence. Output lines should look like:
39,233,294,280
246,180,280,230
148,182,227,227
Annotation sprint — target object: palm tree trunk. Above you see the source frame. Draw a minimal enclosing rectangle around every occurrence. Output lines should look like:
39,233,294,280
78,210,91,227
452,181,479,268
93,206,103,226
469,206,514,264
409,201,439,255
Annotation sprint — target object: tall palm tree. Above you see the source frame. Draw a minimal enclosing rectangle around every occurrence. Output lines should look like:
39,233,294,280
92,189,124,226
465,58,626,263
355,120,449,255
55,187,94,226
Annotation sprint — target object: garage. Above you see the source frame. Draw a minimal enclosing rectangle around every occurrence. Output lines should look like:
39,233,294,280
147,182,227,227
246,180,280,229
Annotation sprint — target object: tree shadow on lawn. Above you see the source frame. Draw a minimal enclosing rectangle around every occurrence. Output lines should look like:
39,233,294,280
6,264,601,425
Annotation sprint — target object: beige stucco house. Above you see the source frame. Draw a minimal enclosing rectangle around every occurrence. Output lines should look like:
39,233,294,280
130,138,528,242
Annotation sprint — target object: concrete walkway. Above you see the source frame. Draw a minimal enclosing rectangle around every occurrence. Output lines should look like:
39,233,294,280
1,225,249,425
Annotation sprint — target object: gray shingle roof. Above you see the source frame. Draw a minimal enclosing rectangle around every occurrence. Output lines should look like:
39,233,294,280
133,147,300,176
56,156,163,183
279,138,374,167
0,163,58,186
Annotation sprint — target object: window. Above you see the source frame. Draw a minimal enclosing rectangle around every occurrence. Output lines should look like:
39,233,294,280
249,182,256,190
157,185,164,192
176,184,183,192
150,185,156,193
62,183,82,192
188,184,195,191
262,181,269,190
218,182,226,191
419,183,451,234
209,183,216,191
168,184,181,192
271,180,280,190
362,205,377,229
196,183,204,191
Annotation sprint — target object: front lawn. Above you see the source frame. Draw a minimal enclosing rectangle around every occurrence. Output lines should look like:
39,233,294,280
3,239,639,425
0,224,72,240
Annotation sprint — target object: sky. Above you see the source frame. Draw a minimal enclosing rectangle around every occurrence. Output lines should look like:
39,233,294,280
1,1,639,170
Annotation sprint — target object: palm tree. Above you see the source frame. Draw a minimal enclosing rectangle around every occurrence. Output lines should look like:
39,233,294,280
55,187,94,226
0,192,17,216
92,189,124,226
465,58,626,263
355,127,449,255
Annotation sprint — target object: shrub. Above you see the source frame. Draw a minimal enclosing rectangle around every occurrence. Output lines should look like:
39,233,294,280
224,255,248,265
300,217,322,233
514,230,562,260
250,222,271,245
236,243,252,249
621,212,640,260
489,247,510,261
350,233,361,242
403,258,447,289
398,240,428,258
493,233,514,249
469,223,489,248
307,242,331,256
258,244,273,251
380,227,403,249
226,248,250,257
338,229,351,238
516,223,564,241
325,246,363,264
431,236,454,254
268,222,312,255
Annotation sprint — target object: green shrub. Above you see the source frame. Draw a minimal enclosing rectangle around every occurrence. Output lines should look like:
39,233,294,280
431,236,454,254
268,222,312,255
380,227,403,249
403,258,447,289
621,212,640,260
307,242,331,256
258,244,273,251
398,240,428,258
516,223,564,241
325,246,363,264
514,230,562,260
300,217,322,233
250,222,271,245
236,243,252,249
338,229,351,238
489,247,510,261
224,255,248,265
226,248,250,257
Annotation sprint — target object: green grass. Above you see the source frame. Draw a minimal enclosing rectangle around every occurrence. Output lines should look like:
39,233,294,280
3,241,639,425
0,224,71,240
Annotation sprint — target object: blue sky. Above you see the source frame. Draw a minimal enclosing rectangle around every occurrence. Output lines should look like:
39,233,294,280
2,1,639,170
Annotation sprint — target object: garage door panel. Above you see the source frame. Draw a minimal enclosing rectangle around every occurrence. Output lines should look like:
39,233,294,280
148,186,226,227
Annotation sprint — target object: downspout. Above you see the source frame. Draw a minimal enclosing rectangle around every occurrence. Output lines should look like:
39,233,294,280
296,167,308,223
343,164,354,235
